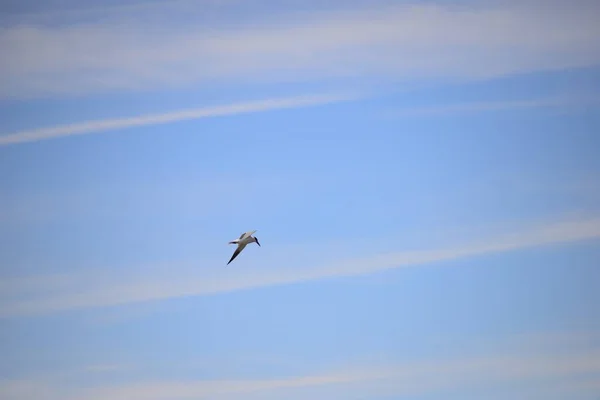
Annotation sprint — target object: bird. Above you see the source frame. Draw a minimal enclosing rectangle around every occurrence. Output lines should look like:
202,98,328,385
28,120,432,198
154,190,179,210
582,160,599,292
226,230,261,265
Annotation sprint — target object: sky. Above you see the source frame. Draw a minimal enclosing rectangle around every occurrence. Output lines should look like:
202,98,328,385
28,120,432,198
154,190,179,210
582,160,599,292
1,0,600,399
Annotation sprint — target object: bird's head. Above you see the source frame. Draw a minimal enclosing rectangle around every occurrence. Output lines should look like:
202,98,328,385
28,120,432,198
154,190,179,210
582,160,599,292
254,237,261,246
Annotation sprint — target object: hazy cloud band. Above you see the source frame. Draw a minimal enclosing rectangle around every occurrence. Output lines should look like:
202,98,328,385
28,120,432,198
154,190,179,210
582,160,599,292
1,1,599,99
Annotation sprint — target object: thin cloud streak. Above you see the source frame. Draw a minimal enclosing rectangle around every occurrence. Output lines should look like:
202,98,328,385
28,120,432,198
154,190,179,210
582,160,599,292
2,343,599,400
0,93,358,146
84,364,130,373
384,95,599,117
1,217,599,318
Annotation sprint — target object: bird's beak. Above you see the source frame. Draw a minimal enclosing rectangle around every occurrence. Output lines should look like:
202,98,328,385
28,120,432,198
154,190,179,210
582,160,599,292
255,237,261,246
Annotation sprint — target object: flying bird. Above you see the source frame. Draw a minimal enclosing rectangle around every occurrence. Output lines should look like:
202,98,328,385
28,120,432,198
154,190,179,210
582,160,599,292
227,230,261,265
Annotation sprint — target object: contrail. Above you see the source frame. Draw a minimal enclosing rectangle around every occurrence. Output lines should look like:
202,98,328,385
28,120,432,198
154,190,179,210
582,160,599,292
0,92,359,146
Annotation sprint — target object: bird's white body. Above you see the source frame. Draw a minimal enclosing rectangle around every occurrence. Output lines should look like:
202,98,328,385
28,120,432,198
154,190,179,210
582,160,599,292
227,230,260,265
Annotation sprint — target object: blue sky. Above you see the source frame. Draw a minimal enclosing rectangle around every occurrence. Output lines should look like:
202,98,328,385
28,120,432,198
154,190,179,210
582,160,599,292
1,0,600,399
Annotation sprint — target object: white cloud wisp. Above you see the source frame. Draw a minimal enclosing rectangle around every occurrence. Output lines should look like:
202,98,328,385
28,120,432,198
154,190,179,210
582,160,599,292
1,337,599,400
1,216,599,318
384,93,600,117
0,93,357,146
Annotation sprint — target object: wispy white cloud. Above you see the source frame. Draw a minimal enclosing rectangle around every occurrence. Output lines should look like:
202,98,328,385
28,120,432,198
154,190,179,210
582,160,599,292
1,216,599,318
2,331,599,400
1,1,599,99
0,92,357,146
84,364,130,373
384,93,600,117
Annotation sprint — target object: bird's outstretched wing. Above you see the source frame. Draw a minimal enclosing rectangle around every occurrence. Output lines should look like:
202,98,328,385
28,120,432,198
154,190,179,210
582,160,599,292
239,230,257,240
227,243,247,265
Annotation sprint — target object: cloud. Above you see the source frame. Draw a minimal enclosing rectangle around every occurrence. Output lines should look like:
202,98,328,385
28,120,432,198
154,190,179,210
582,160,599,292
1,216,599,318
2,334,599,400
0,92,357,146
1,1,599,99
84,364,129,373
383,93,600,117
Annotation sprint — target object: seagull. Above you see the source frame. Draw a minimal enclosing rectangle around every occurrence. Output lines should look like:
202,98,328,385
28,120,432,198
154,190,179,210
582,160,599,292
227,230,261,265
